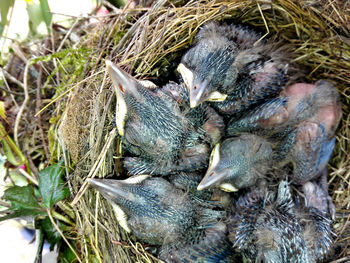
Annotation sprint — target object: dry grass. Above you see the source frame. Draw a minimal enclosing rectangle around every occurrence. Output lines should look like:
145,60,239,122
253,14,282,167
2,0,349,262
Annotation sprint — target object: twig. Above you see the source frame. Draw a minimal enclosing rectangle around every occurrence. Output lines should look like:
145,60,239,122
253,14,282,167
47,209,82,263
36,63,50,161
1,68,18,107
254,1,270,46
71,128,117,205
94,192,100,255
33,229,44,263
0,67,25,90
0,86,23,95
18,164,39,186
35,69,105,117
330,256,350,263
57,18,81,52
102,0,120,13
51,210,75,226
14,59,31,146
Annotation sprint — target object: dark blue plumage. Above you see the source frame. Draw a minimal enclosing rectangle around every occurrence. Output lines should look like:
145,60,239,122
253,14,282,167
159,222,235,263
223,80,342,184
179,22,292,115
89,176,235,262
197,126,337,191
197,134,272,192
227,81,341,139
106,61,224,175
228,180,334,263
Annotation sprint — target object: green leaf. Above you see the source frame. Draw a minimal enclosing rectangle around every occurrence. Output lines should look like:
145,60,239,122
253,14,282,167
39,0,52,33
0,101,6,120
0,0,15,36
0,185,46,221
38,159,70,209
58,243,77,263
0,123,27,166
26,0,51,36
38,217,64,250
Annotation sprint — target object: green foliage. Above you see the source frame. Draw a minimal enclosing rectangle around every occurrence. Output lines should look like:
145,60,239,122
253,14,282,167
31,47,94,97
0,160,71,256
39,159,69,209
38,217,64,250
39,0,52,31
1,159,70,220
0,185,46,221
58,244,78,263
26,0,52,36
0,123,27,166
0,0,15,37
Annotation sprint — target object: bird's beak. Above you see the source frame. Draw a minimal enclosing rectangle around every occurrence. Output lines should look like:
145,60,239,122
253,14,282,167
88,175,150,232
177,63,205,108
189,79,209,108
177,63,193,93
106,60,140,137
197,144,239,192
177,63,227,108
206,91,227,102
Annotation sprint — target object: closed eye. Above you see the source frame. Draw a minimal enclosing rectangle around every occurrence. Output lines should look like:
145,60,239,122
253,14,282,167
119,84,125,93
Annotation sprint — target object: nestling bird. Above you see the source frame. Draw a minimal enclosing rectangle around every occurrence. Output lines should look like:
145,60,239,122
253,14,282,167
161,81,225,146
106,60,224,175
227,80,342,139
228,180,334,263
159,222,236,263
197,134,273,192
198,123,338,192
178,22,292,115
89,175,235,262
223,80,342,184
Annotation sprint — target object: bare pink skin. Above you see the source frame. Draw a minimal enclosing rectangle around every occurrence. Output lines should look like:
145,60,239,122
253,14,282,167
302,167,335,217
295,122,319,145
312,104,342,133
258,83,316,127
258,82,341,138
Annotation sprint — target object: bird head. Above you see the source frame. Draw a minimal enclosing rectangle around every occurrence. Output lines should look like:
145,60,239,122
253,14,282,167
106,60,186,160
178,47,234,108
106,60,145,137
89,176,202,245
230,181,311,263
197,135,272,192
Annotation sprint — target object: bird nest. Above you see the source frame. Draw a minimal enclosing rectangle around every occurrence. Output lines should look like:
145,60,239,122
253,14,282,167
3,0,349,262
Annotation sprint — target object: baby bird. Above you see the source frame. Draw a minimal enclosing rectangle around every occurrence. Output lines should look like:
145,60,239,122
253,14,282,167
197,134,273,192
89,175,234,262
228,180,333,263
224,80,342,184
197,125,337,192
178,22,291,115
227,80,342,139
159,222,236,263
106,61,224,175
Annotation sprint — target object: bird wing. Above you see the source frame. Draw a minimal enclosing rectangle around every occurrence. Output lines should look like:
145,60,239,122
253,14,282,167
286,123,334,184
227,97,288,136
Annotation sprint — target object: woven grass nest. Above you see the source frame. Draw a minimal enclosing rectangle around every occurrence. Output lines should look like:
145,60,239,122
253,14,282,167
6,0,349,262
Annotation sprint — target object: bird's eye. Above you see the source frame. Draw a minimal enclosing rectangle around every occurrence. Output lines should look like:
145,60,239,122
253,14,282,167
193,85,197,90
119,84,125,93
